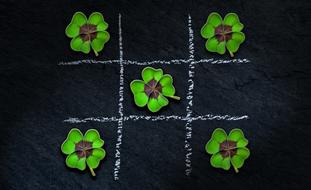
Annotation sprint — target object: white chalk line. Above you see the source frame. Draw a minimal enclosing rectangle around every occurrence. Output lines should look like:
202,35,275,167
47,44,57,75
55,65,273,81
58,58,250,66
184,15,195,176
114,14,124,181
63,117,119,123
63,114,249,123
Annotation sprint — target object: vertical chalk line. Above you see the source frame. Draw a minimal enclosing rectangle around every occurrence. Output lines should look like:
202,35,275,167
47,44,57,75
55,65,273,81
184,14,195,176
113,14,124,181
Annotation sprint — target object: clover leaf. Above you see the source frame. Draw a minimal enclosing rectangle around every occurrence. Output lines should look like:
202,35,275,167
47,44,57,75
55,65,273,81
61,128,106,176
65,12,110,56
205,128,250,173
130,67,180,113
201,12,245,57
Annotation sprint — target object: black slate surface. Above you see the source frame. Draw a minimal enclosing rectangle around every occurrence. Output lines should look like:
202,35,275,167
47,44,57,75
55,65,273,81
1,0,311,189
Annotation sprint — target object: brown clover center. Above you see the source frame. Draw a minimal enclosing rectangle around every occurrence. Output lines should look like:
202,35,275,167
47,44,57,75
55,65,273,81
75,140,93,158
215,25,232,42
79,24,97,42
219,140,237,158
144,79,162,99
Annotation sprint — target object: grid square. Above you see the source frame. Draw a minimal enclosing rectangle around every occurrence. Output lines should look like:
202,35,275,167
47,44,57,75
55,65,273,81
56,64,120,118
192,63,256,116
58,122,118,189
123,63,189,116
120,120,185,188
122,11,188,60
190,120,252,180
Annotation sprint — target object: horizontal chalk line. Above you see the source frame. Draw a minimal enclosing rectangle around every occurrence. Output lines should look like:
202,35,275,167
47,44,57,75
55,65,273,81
63,114,249,123
58,58,250,66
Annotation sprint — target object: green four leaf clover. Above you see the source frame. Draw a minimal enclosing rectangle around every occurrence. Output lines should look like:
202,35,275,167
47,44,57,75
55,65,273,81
61,128,106,176
205,128,250,173
65,12,110,56
130,67,180,113
201,12,245,57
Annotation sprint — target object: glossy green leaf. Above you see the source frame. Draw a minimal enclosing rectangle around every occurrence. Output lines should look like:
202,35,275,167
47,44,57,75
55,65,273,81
84,129,100,142
65,23,80,38
201,23,215,39
70,37,83,51
142,67,163,82
210,153,223,168
162,84,175,97
93,138,105,148
226,39,239,53
210,153,231,170
221,157,231,170
157,94,169,107
97,21,109,31
228,128,245,141
71,12,87,26
130,80,145,94
147,98,162,113
61,139,75,155
134,92,149,107
142,67,156,83
92,148,106,160
159,74,173,86
237,147,250,159
211,128,227,143
153,69,164,81
228,129,248,147
88,12,104,25
237,138,248,148
231,148,250,171
66,153,86,171
68,128,83,143
96,31,110,43
205,139,220,154
207,12,222,27
86,148,106,170
80,41,91,54
224,13,240,26
206,37,218,52
231,155,245,169
232,32,245,43
216,41,226,54
91,38,105,52
86,156,100,169
232,22,244,32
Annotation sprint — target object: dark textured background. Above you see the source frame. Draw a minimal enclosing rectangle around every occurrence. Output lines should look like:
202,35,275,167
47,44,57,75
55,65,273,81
0,0,311,189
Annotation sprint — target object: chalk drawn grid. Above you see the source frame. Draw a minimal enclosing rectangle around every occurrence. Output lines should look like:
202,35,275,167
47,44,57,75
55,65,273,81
59,14,250,180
